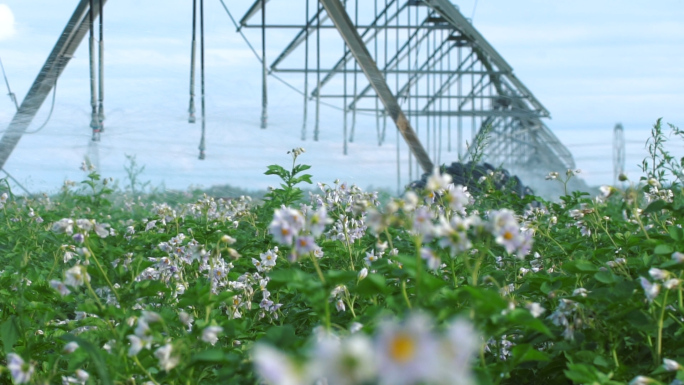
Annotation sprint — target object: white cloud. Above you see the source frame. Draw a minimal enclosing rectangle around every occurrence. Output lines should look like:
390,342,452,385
0,4,16,41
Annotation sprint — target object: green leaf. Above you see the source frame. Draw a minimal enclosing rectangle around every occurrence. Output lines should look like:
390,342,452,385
654,244,674,255
293,164,312,174
511,344,550,363
644,199,668,214
593,355,611,369
564,260,598,274
669,226,684,242
356,273,387,296
508,309,552,337
261,325,296,349
564,363,599,383
325,270,358,286
297,174,313,185
192,349,227,363
0,316,20,354
594,271,617,284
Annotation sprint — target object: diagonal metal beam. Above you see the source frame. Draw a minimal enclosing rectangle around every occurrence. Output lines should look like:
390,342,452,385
422,0,550,117
318,0,433,173
349,17,438,109
270,7,328,70
238,0,271,28
312,0,404,97
0,0,107,170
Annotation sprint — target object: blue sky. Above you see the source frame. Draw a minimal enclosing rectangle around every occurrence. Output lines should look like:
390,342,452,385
0,1,683,194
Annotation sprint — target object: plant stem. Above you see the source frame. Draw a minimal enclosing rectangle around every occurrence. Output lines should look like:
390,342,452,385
656,290,669,363
86,243,121,305
414,237,422,305
133,356,160,385
311,254,326,284
401,280,412,309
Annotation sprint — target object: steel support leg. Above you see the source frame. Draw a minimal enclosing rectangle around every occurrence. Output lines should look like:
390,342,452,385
318,0,433,172
0,0,107,170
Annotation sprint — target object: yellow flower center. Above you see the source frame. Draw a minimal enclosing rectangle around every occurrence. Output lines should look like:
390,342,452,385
388,332,415,363
281,228,290,236
503,231,514,241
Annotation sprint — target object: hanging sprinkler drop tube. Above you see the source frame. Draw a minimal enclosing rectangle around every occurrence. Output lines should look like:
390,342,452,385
88,0,100,141
188,0,197,123
198,0,206,159
260,0,268,129
97,0,105,132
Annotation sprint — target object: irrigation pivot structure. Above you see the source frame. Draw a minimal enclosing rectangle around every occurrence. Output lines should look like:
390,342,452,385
239,0,575,179
0,0,576,186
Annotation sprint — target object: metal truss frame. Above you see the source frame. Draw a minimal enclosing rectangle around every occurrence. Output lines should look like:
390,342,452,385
0,0,107,170
241,0,576,178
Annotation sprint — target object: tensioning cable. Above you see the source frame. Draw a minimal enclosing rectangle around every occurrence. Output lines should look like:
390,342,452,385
0,56,18,110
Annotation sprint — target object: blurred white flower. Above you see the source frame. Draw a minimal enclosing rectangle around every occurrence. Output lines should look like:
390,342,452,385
526,302,546,318
663,358,681,371
76,219,94,232
221,234,236,244
357,267,368,281
154,344,179,372
335,299,346,313
664,278,681,290
52,218,74,235
269,207,305,245
599,185,616,198
75,369,89,383
648,268,669,281
349,322,363,334
127,335,146,357
420,247,441,271
294,235,317,256
50,280,71,296
307,206,332,237
7,353,34,384
313,245,324,259
444,184,473,216
253,344,307,385
639,277,660,302
375,314,440,385
440,318,479,385
64,266,89,288
672,251,684,264
425,167,452,192
145,220,157,231
94,223,110,238
261,248,278,267
311,334,377,385
364,250,380,266
202,326,223,345
629,375,655,385
62,341,79,354
412,206,434,237
179,311,194,329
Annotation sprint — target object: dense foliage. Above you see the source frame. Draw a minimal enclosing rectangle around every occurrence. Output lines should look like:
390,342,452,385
1,121,684,385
